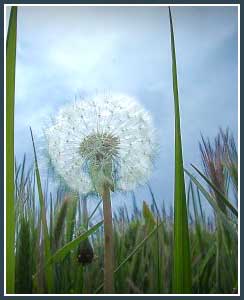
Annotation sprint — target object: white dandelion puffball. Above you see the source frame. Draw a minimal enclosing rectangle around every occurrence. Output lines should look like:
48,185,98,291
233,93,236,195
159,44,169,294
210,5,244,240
45,93,156,194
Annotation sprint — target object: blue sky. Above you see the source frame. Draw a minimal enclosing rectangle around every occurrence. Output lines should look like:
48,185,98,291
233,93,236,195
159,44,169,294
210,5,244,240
7,5,238,215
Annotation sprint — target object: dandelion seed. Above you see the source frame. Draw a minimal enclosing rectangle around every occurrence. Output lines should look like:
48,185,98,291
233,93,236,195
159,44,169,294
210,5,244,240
45,93,157,195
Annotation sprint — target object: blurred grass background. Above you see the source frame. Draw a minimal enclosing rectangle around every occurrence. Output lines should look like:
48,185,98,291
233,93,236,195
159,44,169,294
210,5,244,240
13,127,238,294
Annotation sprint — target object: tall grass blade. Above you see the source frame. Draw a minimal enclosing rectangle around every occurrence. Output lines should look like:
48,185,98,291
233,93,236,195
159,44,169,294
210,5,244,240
6,6,18,294
30,128,53,292
168,7,192,293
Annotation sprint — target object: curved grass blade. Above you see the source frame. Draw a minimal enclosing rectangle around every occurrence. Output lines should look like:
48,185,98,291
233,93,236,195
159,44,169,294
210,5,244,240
6,6,17,294
191,164,238,217
185,169,237,231
168,7,192,293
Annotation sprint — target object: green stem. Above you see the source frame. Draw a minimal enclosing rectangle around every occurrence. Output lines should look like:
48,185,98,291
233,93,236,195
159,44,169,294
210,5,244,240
101,183,114,294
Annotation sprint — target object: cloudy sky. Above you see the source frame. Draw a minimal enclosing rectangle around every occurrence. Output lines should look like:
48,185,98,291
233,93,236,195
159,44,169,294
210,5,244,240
6,5,238,215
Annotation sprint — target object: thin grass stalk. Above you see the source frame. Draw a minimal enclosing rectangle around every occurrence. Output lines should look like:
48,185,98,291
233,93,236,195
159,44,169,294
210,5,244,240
102,183,114,293
147,183,160,218
65,193,78,243
215,217,221,291
87,199,102,224
168,7,192,293
6,6,17,294
190,182,203,251
156,216,161,293
196,187,205,225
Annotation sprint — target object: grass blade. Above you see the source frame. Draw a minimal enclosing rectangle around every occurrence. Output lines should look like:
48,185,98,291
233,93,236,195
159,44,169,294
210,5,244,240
33,220,103,279
185,169,237,229
6,6,17,294
30,128,53,292
50,220,103,263
15,217,32,293
54,197,69,249
147,183,161,218
87,199,103,224
191,164,238,217
143,200,156,231
168,7,192,293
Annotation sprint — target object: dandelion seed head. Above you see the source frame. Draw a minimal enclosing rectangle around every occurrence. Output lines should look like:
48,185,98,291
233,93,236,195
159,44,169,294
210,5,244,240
45,93,157,194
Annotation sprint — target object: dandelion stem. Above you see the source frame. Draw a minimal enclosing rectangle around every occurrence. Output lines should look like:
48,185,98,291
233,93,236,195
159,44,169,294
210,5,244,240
101,183,114,294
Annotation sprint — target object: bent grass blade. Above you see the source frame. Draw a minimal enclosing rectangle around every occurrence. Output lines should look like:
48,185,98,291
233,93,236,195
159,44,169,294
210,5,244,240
191,164,238,217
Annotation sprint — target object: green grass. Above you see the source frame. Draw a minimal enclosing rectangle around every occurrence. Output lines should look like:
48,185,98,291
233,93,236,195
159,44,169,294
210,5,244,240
6,6,17,294
168,7,192,293
12,139,238,294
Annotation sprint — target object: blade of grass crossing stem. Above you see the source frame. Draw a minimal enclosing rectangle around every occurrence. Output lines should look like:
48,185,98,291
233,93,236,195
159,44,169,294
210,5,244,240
6,7,17,294
87,199,103,224
50,220,103,263
30,128,53,292
33,220,103,279
95,221,164,293
169,7,192,293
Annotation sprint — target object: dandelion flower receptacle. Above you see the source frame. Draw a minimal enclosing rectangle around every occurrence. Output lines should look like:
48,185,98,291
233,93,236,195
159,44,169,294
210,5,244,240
45,93,157,293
